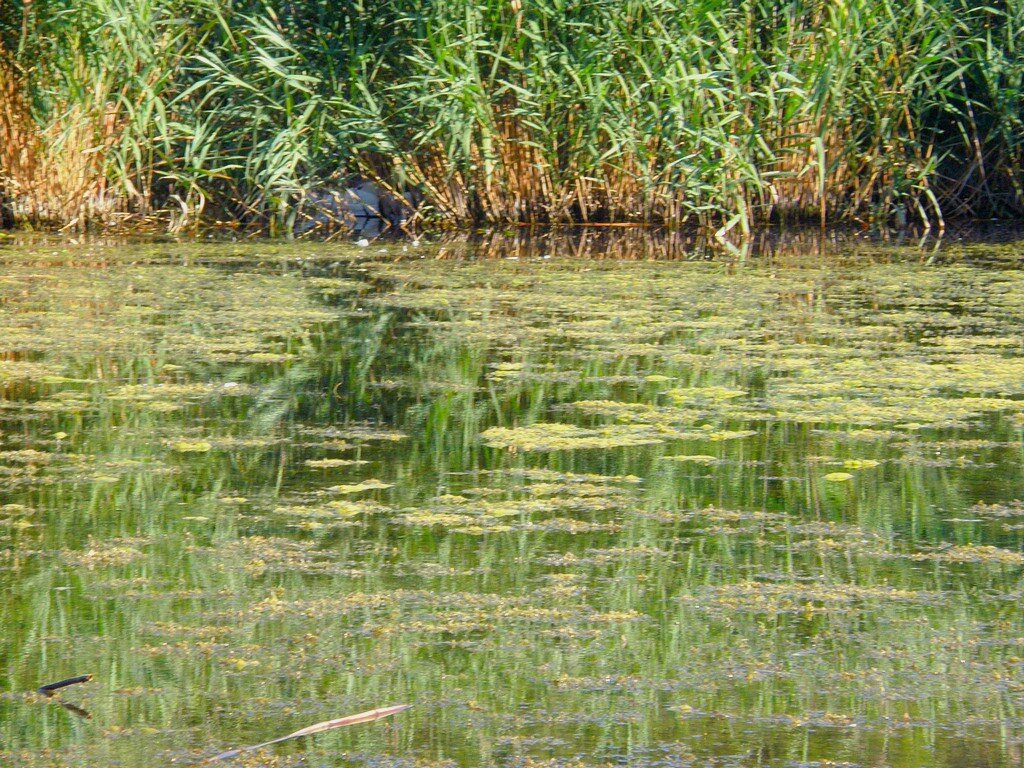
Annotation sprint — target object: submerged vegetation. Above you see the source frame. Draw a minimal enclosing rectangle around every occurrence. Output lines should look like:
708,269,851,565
1,0,1024,232
2,235,1024,766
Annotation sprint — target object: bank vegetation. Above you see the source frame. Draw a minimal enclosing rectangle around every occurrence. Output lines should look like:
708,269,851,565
1,0,1022,234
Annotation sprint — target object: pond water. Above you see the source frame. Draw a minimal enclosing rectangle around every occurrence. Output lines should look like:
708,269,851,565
1,232,1024,768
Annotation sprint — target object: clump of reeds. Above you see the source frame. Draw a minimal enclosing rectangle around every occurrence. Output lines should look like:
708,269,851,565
2,0,1023,232
1,0,184,228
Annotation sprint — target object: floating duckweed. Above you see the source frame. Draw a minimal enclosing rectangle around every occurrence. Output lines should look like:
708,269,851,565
481,423,666,451
300,425,407,442
319,440,355,451
490,468,643,484
844,429,901,441
969,500,1024,519
0,360,60,382
660,454,719,463
0,503,33,515
274,499,387,519
824,472,855,482
681,581,939,615
208,435,282,449
704,429,757,441
327,479,393,494
487,362,525,379
0,262,334,382
137,400,179,413
842,459,880,469
172,441,212,453
60,538,147,569
571,399,689,423
398,511,476,528
190,536,361,577
242,352,296,363
0,449,54,464
110,382,258,400
522,517,620,533
394,477,631,535
909,545,1024,565
665,386,746,404
304,458,370,468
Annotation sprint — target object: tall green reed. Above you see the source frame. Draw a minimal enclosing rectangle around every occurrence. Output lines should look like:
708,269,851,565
1,0,1022,231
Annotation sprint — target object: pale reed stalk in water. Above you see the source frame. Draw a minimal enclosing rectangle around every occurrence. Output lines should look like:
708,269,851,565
210,703,412,761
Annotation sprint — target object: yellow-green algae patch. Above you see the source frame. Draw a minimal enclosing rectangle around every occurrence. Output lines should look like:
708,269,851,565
273,499,388,521
172,440,213,453
659,454,720,463
304,458,370,468
842,459,880,469
326,478,393,494
908,544,1024,565
300,425,408,443
0,262,338,376
481,423,755,451
482,423,667,451
680,581,942,616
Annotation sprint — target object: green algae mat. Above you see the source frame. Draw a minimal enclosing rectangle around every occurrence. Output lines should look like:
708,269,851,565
2,236,1024,768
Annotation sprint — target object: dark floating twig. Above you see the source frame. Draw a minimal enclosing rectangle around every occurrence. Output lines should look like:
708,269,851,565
38,674,93,696
211,703,412,761
36,675,94,720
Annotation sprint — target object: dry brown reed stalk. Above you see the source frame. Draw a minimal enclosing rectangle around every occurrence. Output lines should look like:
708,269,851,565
0,48,34,219
0,45,124,228
210,703,412,762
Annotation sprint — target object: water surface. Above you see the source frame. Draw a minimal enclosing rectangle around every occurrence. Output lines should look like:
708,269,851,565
2,233,1024,768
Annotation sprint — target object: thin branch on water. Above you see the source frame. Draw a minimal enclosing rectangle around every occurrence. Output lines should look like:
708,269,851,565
210,703,412,762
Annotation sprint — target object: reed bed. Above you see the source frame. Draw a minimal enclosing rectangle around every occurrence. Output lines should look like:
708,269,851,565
1,0,1022,232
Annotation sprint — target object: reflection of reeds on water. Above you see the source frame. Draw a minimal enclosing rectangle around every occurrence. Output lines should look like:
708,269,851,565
428,227,876,263
426,224,1024,264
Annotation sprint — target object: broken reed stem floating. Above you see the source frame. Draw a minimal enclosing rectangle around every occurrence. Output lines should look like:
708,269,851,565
37,674,93,696
210,703,412,762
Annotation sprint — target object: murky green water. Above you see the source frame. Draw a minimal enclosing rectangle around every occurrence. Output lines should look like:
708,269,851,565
2,233,1024,768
